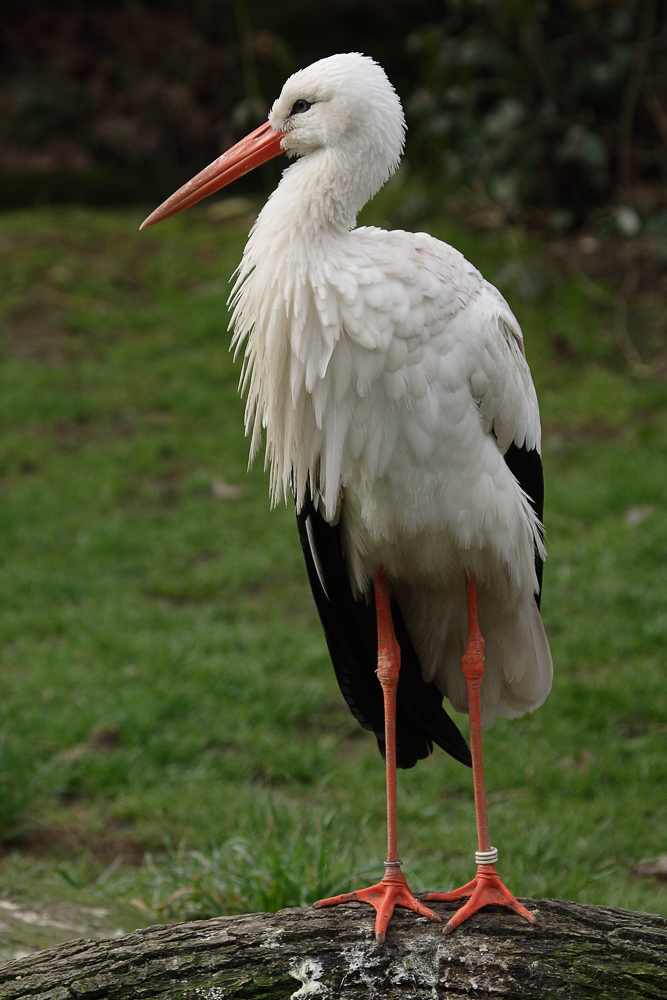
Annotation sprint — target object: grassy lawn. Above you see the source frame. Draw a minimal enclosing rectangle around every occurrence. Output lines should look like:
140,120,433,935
0,193,666,948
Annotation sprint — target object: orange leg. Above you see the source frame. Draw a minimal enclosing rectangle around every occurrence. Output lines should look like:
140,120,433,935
313,567,441,943
421,575,535,934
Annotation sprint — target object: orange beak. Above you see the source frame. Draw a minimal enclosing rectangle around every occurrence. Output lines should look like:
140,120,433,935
140,121,284,230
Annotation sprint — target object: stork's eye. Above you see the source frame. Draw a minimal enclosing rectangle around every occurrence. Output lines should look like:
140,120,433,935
291,99,311,115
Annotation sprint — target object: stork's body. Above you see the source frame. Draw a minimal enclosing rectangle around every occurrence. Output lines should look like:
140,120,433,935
142,52,553,941
232,212,550,733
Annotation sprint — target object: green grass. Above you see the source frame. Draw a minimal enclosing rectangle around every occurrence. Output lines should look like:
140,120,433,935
0,197,666,932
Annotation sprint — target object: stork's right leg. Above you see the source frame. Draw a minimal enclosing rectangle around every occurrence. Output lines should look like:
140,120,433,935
421,574,535,934
313,567,440,943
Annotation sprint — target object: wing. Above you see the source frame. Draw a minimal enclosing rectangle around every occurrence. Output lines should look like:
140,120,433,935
296,483,472,770
468,286,545,607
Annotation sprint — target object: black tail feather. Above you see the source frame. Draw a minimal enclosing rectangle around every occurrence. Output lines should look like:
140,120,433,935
296,485,471,770
503,442,544,609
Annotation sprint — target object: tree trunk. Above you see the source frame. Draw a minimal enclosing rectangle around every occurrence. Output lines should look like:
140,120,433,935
1,898,666,999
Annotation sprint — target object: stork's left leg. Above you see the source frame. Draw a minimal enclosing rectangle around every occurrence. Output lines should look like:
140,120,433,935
421,575,536,934
313,567,441,943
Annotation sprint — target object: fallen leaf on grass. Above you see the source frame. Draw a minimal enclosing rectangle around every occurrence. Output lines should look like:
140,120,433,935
56,745,88,764
211,479,246,499
88,724,122,750
624,505,654,525
631,855,667,880
558,751,594,771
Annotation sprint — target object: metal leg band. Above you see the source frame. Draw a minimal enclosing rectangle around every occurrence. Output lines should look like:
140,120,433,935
475,847,498,865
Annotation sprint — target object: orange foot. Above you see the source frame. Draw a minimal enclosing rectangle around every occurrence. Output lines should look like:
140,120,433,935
313,862,441,943
421,862,536,934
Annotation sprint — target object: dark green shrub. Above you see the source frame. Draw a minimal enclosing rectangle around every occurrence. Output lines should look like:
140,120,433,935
406,0,667,223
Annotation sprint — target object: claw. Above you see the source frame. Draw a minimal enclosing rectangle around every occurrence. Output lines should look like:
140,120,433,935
314,864,440,942
422,862,535,933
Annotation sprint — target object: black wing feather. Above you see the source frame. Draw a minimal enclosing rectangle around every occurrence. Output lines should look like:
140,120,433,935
296,486,471,770
503,442,544,609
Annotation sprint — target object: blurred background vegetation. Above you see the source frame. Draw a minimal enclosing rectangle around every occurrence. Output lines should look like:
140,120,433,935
1,0,666,228
1,0,667,962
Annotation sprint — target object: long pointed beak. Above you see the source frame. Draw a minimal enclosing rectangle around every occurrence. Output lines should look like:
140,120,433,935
140,121,284,230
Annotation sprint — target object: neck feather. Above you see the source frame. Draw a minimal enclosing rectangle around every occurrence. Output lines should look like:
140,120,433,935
228,144,387,517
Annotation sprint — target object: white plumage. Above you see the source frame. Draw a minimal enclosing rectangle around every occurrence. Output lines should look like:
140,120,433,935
227,52,552,730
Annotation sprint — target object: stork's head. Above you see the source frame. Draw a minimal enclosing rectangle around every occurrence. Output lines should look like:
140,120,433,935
140,53,405,230
270,54,404,172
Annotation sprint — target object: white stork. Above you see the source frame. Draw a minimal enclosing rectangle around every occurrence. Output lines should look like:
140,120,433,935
141,52,553,942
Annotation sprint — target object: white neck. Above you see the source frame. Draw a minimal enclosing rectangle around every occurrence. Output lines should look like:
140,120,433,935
261,139,389,242
228,144,385,518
